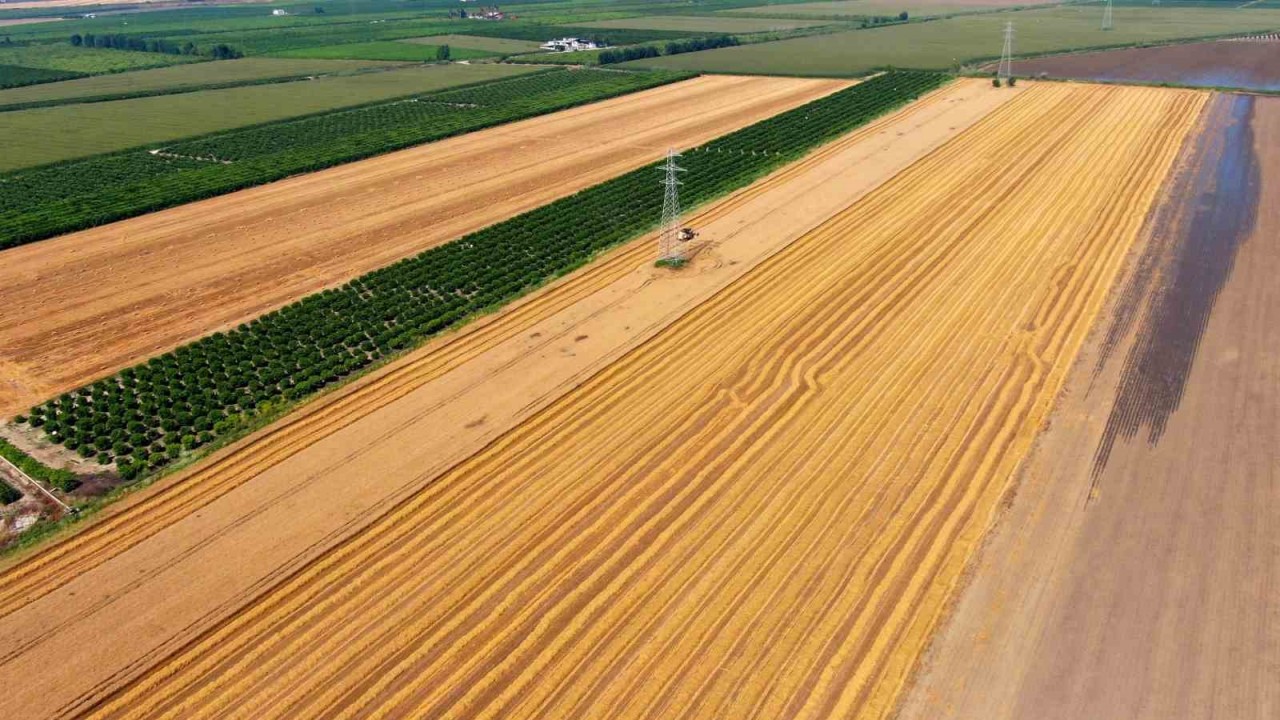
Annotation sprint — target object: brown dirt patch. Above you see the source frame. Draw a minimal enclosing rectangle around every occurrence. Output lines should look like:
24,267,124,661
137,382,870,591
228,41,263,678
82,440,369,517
1014,39,1280,91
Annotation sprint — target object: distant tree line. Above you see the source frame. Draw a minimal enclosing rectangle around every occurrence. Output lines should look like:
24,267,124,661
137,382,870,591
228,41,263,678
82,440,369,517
860,12,909,28
597,45,659,64
598,35,740,65
664,35,740,56
69,33,243,59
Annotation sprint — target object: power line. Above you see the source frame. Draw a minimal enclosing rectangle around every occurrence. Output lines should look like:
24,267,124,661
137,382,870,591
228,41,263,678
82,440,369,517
998,21,1014,81
657,148,686,263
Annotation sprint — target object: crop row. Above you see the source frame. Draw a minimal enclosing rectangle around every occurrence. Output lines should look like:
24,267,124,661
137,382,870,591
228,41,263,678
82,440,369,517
14,71,949,482
0,64,82,90
0,68,690,250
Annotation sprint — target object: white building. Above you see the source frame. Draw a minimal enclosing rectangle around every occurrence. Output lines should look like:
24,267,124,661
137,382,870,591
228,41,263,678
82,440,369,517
539,37,604,52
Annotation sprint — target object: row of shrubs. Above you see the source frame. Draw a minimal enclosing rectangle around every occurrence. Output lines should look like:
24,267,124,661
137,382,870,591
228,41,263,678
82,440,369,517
0,438,78,493
598,35,740,65
69,33,242,59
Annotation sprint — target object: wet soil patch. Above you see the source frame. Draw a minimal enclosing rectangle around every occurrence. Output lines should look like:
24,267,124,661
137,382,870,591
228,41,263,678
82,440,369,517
1092,95,1260,476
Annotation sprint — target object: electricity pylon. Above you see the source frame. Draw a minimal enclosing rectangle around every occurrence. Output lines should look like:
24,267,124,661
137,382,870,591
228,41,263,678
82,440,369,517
657,148,686,263
1102,0,1114,30
998,21,1014,81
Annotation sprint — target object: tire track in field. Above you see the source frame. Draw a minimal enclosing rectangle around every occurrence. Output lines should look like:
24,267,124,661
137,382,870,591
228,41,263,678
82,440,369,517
0,84,955,626
82,83,1205,720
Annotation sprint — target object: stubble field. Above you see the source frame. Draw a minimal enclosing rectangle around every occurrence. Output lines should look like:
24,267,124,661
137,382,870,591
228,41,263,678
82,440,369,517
37,81,1204,720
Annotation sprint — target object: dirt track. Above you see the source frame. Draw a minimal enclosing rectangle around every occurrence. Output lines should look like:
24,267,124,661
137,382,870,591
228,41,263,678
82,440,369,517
0,74,848,417
899,93,1278,720
1,82,1202,719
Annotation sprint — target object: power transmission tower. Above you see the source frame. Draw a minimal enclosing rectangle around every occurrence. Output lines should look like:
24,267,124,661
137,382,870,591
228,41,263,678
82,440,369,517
1102,0,1114,30
657,148,686,263
998,21,1014,81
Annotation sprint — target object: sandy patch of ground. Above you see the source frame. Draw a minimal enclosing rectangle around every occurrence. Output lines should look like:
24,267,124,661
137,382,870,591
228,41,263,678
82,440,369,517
0,17,61,26
0,74,849,417
0,79,1025,720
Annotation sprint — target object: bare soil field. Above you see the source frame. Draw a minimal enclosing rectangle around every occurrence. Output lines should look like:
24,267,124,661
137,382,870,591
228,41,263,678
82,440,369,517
0,78,1022,720
0,74,848,418
1013,40,1280,92
0,17,60,26
899,93,1279,720
0,82,1206,719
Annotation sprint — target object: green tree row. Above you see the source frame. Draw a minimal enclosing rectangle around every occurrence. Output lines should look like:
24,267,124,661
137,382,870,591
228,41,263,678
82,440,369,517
15,71,949,483
598,35,740,66
70,33,242,59
0,437,78,493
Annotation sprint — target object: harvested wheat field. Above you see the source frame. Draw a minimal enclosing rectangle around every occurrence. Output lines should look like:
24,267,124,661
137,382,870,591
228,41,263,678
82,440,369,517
0,77,1020,720
0,82,1201,720
0,73,849,418
900,93,1279,720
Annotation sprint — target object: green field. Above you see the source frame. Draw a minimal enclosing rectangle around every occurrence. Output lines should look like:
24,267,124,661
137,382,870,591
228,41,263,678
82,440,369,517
575,14,836,32
0,63,537,170
628,5,1280,75
0,57,394,109
401,34,545,53
0,44,203,74
272,40,495,61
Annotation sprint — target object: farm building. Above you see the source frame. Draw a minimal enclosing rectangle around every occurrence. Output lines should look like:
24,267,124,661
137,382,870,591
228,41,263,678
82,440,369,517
540,37,605,52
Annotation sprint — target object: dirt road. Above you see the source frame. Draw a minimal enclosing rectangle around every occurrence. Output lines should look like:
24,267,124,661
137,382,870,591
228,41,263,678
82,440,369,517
0,74,848,417
1,82,1202,719
898,93,1278,720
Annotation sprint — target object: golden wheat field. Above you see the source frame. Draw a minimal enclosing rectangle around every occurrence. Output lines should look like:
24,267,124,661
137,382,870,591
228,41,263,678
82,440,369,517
67,82,1204,720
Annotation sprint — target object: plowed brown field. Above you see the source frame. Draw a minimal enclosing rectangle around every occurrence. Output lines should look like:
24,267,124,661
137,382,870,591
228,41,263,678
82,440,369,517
47,83,1202,719
0,74,848,417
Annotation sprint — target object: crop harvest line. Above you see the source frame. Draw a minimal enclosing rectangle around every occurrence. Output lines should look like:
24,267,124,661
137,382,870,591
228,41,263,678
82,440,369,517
0,81,950,634
78,83,1205,720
